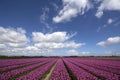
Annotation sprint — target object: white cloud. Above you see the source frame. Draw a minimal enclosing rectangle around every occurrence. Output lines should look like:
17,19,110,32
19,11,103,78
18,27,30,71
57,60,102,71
40,7,49,22
97,18,114,32
97,36,120,47
35,41,85,49
32,32,70,43
0,44,6,49
80,51,91,55
0,27,28,48
95,11,103,18
26,46,39,51
32,32,85,49
63,41,85,48
53,0,92,23
0,27,84,56
96,0,120,18
67,49,79,55
25,46,52,55
40,7,52,30
7,43,27,48
53,8,77,23
66,49,92,56
35,42,63,49
108,18,113,24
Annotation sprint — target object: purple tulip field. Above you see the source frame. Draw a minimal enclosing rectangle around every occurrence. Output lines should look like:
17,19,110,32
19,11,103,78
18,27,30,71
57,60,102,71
0,57,120,80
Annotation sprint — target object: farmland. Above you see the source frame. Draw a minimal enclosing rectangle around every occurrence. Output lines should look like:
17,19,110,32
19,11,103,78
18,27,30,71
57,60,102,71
0,57,120,80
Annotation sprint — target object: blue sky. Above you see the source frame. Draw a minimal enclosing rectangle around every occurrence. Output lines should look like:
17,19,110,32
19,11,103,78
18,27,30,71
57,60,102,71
0,0,120,56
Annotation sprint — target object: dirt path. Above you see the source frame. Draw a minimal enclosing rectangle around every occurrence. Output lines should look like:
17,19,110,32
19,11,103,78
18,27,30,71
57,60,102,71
42,62,57,80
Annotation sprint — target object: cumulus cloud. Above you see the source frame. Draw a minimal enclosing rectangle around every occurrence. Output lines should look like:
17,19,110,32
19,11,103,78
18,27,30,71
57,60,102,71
52,0,120,20
95,11,103,18
67,49,79,55
32,32,85,49
0,27,84,56
32,32,70,43
53,0,92,23
97,36,120,47
96,0,120,18
35,41,84,49
0,27,28,48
